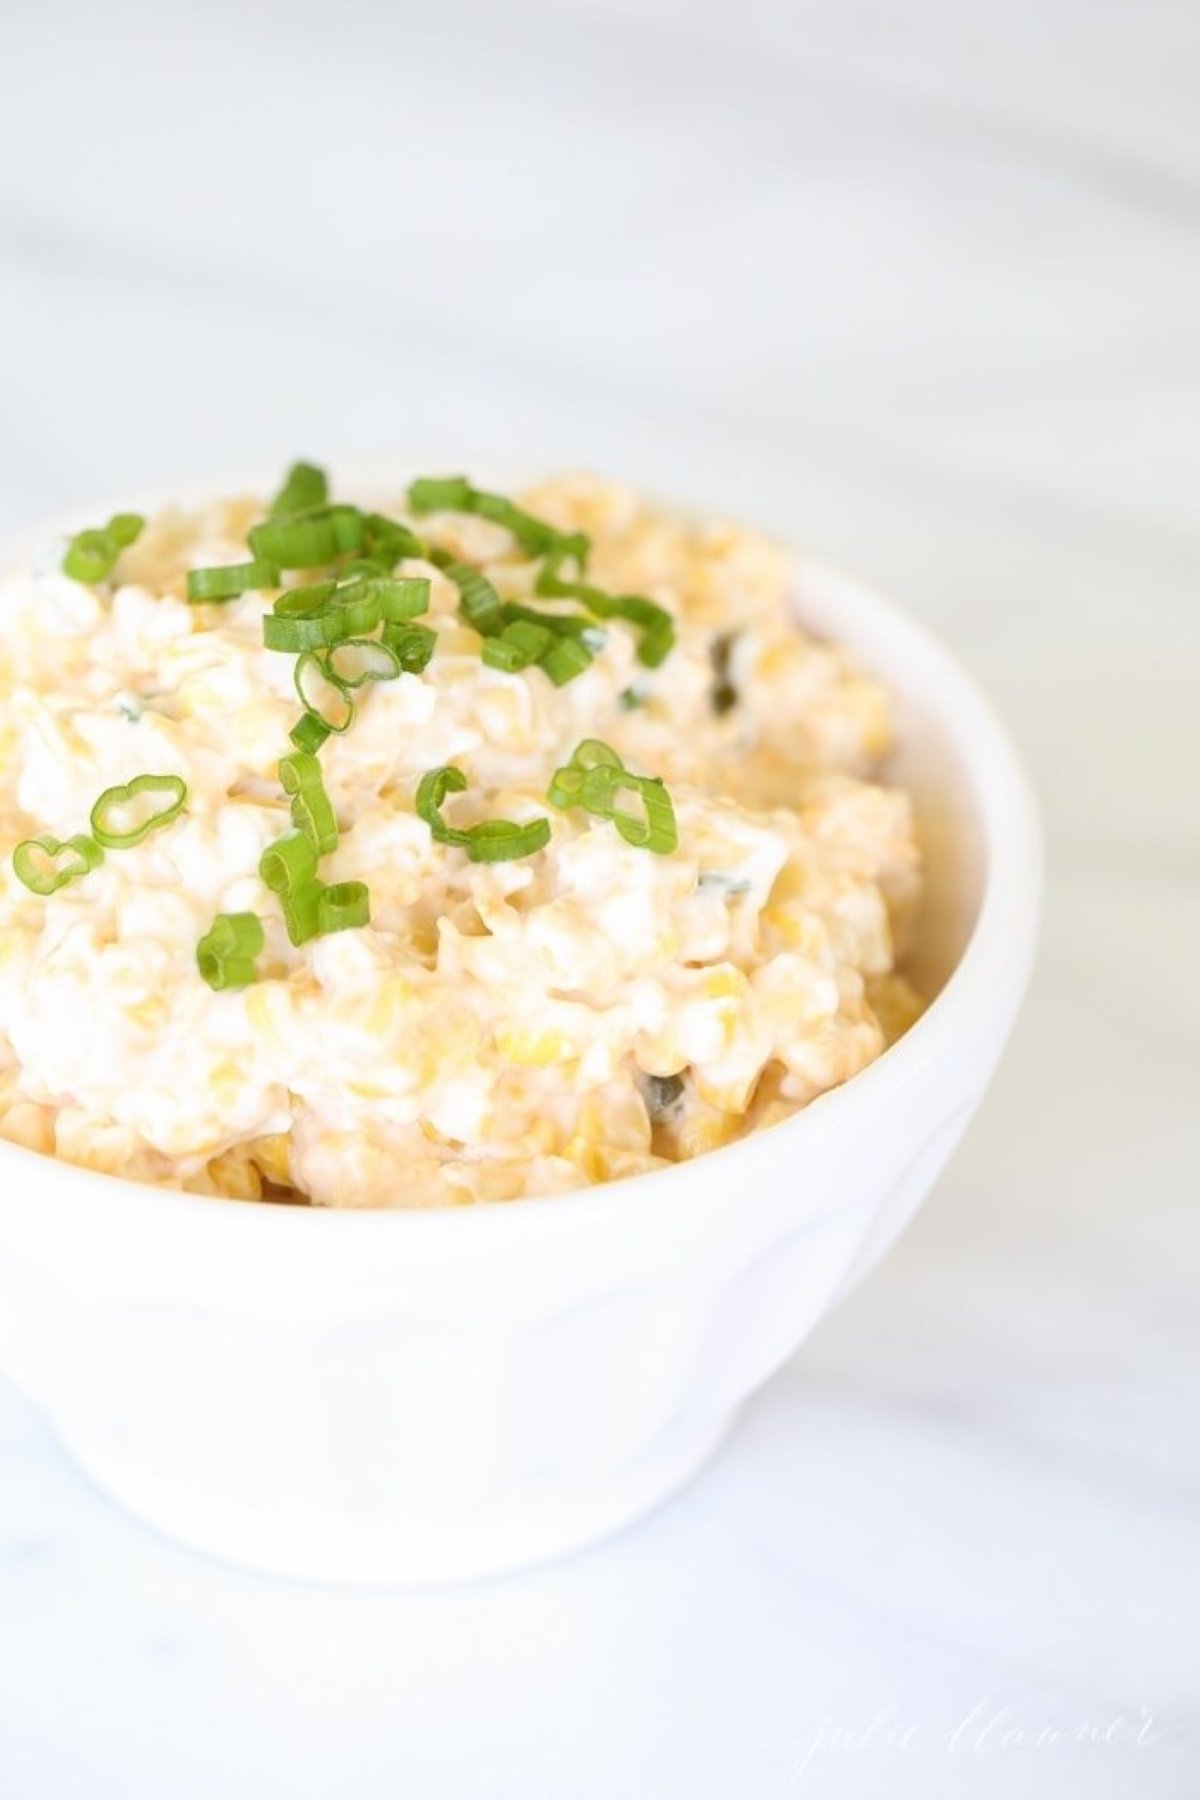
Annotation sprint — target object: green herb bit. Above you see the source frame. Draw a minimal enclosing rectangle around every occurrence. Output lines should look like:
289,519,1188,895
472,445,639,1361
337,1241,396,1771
415,765,551,864
546,740,677,854
248,505,365,570
260,833,324,944
12,833,104,896
90,774,188,849
294,652,356,733
279,752,339,856
407,476,589,565
62,513,146,585
324,638,401,688
381,621,436,674
259,831,319,896
196,912,265,991
361,512,427,568
430,552,505,636
187,559,279,604
536,566,674,668
269,461,329,518
317,881,370,935
481,618,553,673
289,713,332,753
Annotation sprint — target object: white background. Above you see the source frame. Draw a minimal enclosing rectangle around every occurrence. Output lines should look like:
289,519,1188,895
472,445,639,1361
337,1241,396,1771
0,2,1197,1795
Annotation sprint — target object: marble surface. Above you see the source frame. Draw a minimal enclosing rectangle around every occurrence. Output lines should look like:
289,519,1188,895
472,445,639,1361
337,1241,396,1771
1,1,1197,1794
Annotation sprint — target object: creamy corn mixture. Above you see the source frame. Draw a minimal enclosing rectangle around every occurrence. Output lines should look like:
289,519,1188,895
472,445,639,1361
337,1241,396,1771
0,471,923,1207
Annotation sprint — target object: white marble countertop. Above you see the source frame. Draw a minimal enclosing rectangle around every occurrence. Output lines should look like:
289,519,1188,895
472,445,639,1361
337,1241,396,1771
0,1,1197,1794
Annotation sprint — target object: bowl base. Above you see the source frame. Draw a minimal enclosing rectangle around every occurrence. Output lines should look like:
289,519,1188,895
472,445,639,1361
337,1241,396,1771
57,1409,736,1586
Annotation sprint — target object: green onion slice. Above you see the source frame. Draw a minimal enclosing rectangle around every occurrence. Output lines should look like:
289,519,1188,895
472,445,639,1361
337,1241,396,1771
536,566,674,668
415,765,551,864
12,832,104,896
456,817,552,863
260,834,322,949
108,513,145,549
408,476,589,564
431,552,504,635
269,461,329,518
547,740,677,854
324,638,401,688
294,653,355,733
62,512,145,586
89,774,188,849
279,752,339,856
264,582,340,652
481,618,553,673
317,881,371,935
381,621,436,674
289,713,332,753
187,559,279,604
321,580,382,642
361,512,426,567
375,576,431,622
196,912,264,991
281,883,324,946
538,635,594,686
260,831,317,895
248,505,364,570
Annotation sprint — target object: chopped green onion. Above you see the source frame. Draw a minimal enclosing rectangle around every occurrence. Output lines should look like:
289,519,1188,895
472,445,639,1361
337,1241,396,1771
321,580,382,642
603,773,677,853
275,581,339,615
248,505,364,569
294,653,355,733
264,613,332,653
408,476,473,514
282,883,324,946
498,601,594,638
289,789,338,857
196,912,264,991
547,740,677,854
408,476,589,564
481,618,553,673
361,512,426,567
317,881,371,935
187,559,279,603
570,738,624,771
269,461,328,518
63,530,117,584
264,582,341,652
89,774,188,849
260,835,324,941
279,752,338,856
108,513,145,549
375,576,431,622
536,566,675,668
12,832,104,896
457,817,551,863
289,713,332,753
263,576,407,651
259,832,318,896
324,638,401,688
431,552,504,636
415,765,551,864
415,764,468,836
381,620,436,673
62,512,144,585
538,635,595,686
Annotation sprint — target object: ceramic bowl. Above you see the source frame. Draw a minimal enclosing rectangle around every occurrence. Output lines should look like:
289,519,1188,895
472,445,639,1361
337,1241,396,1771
0,476,1041,1583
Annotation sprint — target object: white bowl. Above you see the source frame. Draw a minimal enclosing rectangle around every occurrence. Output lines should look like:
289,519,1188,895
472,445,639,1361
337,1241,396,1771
0,477,1041,1584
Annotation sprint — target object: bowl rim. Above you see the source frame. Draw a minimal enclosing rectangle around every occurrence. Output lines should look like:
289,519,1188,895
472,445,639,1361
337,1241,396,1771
0,464,1043,1236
